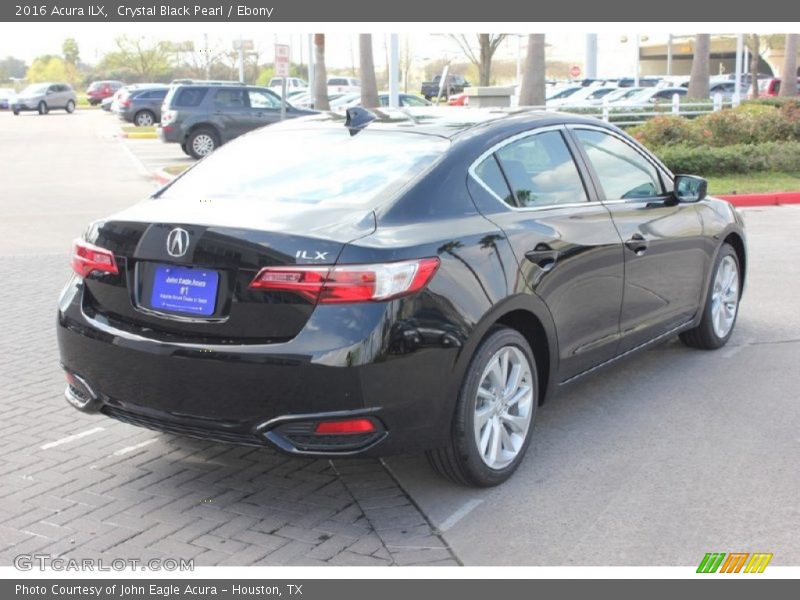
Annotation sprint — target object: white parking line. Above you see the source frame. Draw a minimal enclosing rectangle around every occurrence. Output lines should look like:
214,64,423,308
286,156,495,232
112,438,158,456
40,427,105,450
438,498,484,532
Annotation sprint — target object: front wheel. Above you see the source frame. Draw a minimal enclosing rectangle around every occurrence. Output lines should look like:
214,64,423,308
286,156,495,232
680,243,741,349
38,101,48,115
65,100,75,113
427,327,538,487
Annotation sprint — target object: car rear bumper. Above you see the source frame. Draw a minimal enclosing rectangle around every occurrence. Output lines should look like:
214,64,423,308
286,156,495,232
57,277,458,457
158,126,182,143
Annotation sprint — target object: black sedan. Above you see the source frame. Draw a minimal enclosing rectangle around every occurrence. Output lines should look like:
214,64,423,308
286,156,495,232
57,108,746,487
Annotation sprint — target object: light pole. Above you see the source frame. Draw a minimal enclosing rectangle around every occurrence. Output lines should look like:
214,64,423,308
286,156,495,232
585,33,597,80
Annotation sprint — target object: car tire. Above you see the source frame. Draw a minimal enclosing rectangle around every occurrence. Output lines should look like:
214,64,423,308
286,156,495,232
38,101,48,115
65,100,75,114
12,108,19,116
680,243,741,350
426,326,538,487
187,128,219,159
180,142,192,156
134,110,155,127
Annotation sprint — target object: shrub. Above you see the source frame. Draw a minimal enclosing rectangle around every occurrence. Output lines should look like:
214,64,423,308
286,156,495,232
630,102,800,149
630,115,702,147
654,141,800,175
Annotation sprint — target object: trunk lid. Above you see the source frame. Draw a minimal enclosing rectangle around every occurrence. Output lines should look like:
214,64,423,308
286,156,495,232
82,197,375,343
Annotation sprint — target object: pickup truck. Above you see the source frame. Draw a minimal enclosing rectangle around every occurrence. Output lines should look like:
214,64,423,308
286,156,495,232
420,74,471,100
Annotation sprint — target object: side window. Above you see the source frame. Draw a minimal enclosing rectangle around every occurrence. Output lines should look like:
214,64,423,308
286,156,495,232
402,95,428,107
494,130,588,208
248,90,279,109
213,88,247,109
574,129,663,200
474,155,514,206
174,87,207,107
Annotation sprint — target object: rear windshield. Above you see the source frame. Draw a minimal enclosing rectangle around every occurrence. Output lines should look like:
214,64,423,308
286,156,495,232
168,87,208,107
160,127,449,208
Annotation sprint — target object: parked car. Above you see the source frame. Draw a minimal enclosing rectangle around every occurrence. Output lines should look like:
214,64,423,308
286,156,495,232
708,80,737,102
86,80,124,105
336,92,433,110
614,87,687,106
268,77,307,93
421,74,471,100
59,107,746,487
603,87,644,104
116,85,169,126
327,77,361,94
11,83,77,115
158,83,317,158
544,85,583,105
547,86,618,108
270,91,345,110
616,76,661,88
100,97,114,111
0,87,16,110
448,93,469,106
753,77,800,98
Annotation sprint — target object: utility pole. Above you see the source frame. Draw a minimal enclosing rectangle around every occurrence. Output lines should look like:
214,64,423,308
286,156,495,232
238,35,245,83
667,34,673,76
634,34,640,87
204,33,210,79
734,33,744,103
389,34,399,108
585,33,597,79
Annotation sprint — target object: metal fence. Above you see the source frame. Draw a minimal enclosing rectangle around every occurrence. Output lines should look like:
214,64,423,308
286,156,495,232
517,92,738,128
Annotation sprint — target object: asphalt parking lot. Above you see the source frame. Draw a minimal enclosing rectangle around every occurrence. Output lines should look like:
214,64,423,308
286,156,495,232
0,109,798,567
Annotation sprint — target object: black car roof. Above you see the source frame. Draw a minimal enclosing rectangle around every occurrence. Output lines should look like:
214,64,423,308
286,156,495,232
275,107,612,140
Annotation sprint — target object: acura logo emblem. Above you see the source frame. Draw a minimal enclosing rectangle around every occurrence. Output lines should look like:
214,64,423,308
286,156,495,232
166,227,190,258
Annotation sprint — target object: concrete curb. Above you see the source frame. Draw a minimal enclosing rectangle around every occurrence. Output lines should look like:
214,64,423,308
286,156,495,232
719,192,800,207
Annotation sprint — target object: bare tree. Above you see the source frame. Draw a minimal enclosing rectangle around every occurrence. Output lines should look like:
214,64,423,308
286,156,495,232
518,34,546,106
359,34,379,108
687,34,710,99
313,34,329,110
400,36,413,93
446,34,508,86
779,33,798,97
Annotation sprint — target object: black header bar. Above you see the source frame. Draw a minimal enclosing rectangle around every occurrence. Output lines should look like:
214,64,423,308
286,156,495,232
1,0,799,22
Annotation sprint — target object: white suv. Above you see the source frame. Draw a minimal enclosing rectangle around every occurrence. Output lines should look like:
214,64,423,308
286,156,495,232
327,77,361,94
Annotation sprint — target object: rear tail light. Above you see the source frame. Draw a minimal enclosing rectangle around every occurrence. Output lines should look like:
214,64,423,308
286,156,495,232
121,99,131,108
249,257,439,304
70,238,118,278
314,418,376,434
161,109,176,125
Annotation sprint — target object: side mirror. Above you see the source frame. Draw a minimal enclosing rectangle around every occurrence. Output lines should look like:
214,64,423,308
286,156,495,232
674,175,707,202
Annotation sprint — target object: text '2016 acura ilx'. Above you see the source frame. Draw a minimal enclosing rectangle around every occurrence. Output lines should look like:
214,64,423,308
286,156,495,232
58,107,746,487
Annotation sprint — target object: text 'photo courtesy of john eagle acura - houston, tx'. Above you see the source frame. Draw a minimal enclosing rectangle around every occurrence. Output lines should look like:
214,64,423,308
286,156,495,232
57,106,746,487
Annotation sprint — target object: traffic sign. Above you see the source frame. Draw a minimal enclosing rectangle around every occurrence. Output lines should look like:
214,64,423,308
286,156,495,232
275,43,290,77
570,65,581,78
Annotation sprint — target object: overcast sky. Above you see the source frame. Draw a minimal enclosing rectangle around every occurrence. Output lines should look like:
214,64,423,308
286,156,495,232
0,24,674,77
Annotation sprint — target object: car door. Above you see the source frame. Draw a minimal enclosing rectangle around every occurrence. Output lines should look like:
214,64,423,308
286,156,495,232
210,88,251,141
568,126,707,353
47,85,64,108
247,88,282,129
468,127,625,380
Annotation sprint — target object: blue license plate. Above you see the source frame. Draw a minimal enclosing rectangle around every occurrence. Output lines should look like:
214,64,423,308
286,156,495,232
150,265,218,316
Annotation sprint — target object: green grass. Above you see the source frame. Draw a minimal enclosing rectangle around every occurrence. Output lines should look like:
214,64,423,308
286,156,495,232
706,172,800,195
164,164,191,176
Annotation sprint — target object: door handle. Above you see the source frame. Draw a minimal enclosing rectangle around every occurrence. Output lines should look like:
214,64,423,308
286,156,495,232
525,247,560,272
625,233,649,255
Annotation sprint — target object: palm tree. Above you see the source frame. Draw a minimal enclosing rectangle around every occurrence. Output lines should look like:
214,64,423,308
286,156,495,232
779,33,798,97
359,34,379,108
687,34,710,99
518,34,546,106
313,34,329,110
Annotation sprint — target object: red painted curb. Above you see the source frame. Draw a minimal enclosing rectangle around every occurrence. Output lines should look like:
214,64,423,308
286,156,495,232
718,192,800,207
152,169,173,186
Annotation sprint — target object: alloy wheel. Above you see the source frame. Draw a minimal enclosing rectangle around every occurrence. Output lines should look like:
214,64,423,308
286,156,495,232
473,345,534,470
710,255,739,338
191,134,215,156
